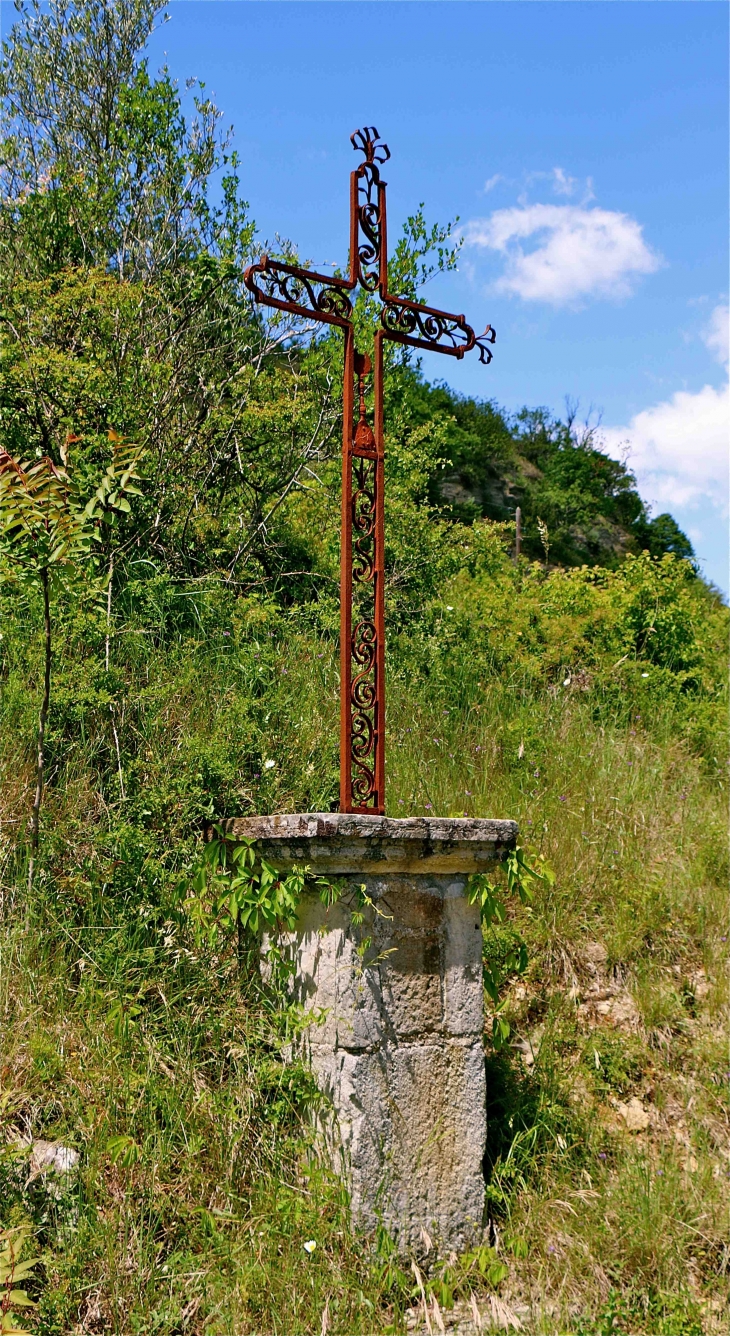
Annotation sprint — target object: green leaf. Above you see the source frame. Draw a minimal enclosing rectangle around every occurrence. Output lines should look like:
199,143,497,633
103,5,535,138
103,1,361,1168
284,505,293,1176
1,1316,32,1334
492,1015,511,1049
5,1261,39,1283
106,1134,140,1167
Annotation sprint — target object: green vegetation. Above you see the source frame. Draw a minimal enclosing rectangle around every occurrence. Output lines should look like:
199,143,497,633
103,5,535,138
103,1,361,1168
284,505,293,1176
1,3,727,1333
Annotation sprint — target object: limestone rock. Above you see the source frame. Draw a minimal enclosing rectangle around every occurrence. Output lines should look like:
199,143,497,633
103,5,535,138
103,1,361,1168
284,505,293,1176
582,941,608,972
252,814,517,1253
27,1139,80,1180
292,872,487,1251
226,811,517,875
617,1097,650,1132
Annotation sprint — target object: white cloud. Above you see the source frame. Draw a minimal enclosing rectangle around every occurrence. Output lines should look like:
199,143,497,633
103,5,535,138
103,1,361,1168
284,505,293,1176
551,167,579,197
523,167,587,198
483,173,503,193
601,380,729,513
464,203,661,306
702,302,729,368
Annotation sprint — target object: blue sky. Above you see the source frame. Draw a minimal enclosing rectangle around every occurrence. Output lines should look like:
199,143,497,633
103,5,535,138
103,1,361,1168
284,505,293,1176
6,1,727,588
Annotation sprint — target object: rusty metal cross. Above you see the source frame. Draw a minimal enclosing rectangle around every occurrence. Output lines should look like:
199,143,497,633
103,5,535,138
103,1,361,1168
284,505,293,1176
244,128,495,815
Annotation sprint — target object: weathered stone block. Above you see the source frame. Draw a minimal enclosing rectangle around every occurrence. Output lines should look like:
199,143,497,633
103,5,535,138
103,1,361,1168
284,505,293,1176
231,813,517,1252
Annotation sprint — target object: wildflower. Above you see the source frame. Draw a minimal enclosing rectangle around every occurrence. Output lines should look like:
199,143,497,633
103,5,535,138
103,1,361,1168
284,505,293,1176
641,672,649,678
263,759,275,770
424,803,433,810
303,1240,316,1254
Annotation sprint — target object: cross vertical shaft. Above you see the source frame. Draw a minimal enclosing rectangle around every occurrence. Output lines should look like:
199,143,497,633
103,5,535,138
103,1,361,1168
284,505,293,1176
244,128,495,814
339,338,386,812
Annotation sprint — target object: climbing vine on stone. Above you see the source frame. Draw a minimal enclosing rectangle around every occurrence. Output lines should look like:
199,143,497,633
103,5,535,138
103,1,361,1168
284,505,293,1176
467,847,554,1048
178,834,392,980
176,835,306,961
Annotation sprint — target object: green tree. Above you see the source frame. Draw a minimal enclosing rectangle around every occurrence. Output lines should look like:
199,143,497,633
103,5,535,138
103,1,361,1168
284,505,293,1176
638,511,695,562
0,0,227,278
0,432,141,886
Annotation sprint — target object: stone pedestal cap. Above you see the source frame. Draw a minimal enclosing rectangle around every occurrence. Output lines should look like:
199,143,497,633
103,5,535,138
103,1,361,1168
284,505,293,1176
224,813,517,875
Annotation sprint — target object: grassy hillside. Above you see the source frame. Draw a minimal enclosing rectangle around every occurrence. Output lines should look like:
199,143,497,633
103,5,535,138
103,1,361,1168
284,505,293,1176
1,4,728,1332
1,542,727,1335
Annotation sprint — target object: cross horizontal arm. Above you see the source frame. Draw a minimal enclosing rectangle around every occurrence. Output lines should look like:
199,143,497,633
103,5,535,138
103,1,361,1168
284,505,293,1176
243,254,354,328
381,293,496,364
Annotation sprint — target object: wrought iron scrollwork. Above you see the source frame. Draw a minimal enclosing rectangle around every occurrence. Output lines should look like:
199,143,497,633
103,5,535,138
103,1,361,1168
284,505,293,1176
347,347,380,808
350,618,377,803
381,296,480,360
351,126,390,293
350,619,377,802
239,129,495,814
351,126,391,168
349,446,378,805
243,255,352,325
474,325,497,365
351,455,376,582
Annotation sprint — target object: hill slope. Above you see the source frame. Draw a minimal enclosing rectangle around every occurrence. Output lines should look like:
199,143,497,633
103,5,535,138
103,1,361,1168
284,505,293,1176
394,377,694,569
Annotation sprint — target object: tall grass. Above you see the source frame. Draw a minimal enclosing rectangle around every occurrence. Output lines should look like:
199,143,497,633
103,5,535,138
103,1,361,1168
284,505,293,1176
0,568,727,1333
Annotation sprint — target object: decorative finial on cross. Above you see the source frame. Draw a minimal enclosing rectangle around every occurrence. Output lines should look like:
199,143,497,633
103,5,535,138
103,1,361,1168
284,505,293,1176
350,126,390,166
244,130,496,814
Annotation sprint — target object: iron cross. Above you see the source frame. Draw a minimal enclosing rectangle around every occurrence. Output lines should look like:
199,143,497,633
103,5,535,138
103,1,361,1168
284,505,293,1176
244,128,495,815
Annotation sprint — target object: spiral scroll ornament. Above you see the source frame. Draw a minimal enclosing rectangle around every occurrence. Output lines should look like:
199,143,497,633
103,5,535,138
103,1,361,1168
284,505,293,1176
351,457,376,583
348,452,379,803
350,619,378,804
381,297,496,362
243,255,353,325
474,325,497,364
351,127,390,293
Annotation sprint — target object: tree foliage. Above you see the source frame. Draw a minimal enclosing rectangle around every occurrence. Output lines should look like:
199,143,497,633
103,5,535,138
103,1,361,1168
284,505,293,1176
0,0,231,277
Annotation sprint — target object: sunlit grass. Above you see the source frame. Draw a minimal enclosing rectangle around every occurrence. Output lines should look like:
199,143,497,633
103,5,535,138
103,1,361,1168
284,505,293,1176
0,593,727,1333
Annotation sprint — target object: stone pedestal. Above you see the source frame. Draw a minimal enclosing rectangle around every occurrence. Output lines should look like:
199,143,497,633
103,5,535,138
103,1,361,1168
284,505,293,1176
226,813,517,1252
